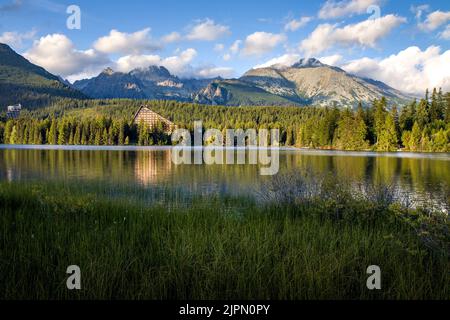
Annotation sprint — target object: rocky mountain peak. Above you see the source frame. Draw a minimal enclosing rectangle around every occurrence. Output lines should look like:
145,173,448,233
102,67,115,76
291,58,325,68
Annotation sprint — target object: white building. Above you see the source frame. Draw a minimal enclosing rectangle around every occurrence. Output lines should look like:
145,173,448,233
6,104,22,119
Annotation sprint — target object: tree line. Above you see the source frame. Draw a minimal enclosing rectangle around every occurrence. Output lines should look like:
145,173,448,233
0,88,449,151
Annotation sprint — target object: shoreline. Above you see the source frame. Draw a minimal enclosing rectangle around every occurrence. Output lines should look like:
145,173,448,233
0,144,449,160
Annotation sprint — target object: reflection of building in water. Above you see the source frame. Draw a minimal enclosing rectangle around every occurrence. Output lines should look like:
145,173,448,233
134,151,173,185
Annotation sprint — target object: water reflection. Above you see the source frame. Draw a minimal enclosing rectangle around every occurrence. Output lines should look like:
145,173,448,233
134,150,173,185
0,147,448,209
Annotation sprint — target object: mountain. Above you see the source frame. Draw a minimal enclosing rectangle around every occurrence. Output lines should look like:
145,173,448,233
72,68,147,99
194,58,412,107
70,56,413,108
0,43,85,109
73,66,218,101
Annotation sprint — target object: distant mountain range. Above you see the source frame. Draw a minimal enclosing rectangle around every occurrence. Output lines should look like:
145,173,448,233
73,58,412,108
73,66,215,101
0,43,413,109
0,43,85,108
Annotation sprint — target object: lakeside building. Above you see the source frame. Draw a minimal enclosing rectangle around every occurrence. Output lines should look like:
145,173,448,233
133,106,177,133
6,104,21,119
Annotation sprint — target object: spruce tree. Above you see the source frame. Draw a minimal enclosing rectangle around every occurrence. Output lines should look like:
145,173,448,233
376,113,398,152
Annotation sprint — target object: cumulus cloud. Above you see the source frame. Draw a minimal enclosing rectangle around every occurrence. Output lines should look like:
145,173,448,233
194,66,234,78
318,0,381,19
441,25,450,40
300,15,406,56
115,48,233,79
242,32,287,56
115,48,198,77
186,19,230,41
284,17,312,32
0,29,36,48
418,10,450,31
25,33,110,79
342,46,450,94
318,54,343,66
93,28,160,54
254,53,345,69
162,31,182,43
254,53,301,69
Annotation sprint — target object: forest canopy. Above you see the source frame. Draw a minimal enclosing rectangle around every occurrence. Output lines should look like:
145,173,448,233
0,88,449,152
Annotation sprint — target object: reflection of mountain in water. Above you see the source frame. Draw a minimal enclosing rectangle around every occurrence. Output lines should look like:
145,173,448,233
134,150,173,185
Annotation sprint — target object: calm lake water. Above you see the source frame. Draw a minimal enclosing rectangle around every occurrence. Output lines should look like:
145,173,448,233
0,145,449,211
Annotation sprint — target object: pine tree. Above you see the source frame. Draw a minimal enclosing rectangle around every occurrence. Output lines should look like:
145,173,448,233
0,122,4,144
415,98,429,129
74,125,81,145
9,125,18,144
429,88,441,122
118,121,125,145
409,122,422,151
376,113,398,152
57,120,68,145
285,127,294,146
48,119,57,145
4,120,13,144
334,109,369,150
373,98,387,143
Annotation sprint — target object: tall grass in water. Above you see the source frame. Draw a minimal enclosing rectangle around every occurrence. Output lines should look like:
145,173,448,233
0,178,448,300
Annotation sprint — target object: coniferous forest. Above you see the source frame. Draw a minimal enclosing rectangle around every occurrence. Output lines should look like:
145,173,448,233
0,88,449,152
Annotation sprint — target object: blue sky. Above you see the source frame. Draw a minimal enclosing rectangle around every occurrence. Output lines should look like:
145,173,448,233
0,0,449,94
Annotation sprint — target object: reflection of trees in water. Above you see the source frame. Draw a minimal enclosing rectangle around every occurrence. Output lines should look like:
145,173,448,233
0,149,448,210
0,149,138,182
281,152,449,211
134,150,173,186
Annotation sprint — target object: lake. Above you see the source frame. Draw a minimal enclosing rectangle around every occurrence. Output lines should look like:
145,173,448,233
0,145,449,211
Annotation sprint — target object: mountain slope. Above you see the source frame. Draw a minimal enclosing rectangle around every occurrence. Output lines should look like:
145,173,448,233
195,58,412,107
72,57,413,108
73,66,218,101
73,68,147,99
0,43,85,109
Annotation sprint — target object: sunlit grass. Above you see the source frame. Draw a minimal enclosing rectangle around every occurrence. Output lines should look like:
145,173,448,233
0,180,448,300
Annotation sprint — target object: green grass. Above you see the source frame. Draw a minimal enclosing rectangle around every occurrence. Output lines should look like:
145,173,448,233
0,181,448,300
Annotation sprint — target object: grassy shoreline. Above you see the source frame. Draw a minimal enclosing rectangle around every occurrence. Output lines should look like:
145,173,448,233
0,180,448,300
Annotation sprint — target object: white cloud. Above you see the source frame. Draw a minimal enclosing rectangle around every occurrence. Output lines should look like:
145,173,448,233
342,46,450,94
230,40,242,54
300,15,406,56
418,10,450,31
284,17,312,32
440,25,450,40
115,48,198,77
242,32,287,56
318,54,343,66
0,29,36,48
222,53,231,61
93,28,159,54
195,66,234,78
318,0,381,19
186,19,230,41
254,53,301,69
162,32,182,43
25,33,110,79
